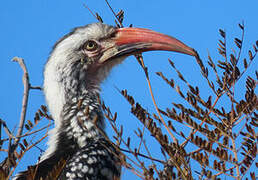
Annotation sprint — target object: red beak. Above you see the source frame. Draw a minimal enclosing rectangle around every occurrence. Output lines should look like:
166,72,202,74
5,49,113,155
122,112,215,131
113,27,196,57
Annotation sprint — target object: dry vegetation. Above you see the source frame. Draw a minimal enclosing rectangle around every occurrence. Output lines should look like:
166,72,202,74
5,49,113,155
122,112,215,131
0,2,257,180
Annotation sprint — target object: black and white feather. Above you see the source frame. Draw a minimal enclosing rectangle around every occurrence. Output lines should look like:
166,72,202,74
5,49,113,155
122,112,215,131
15,23,123,180
14,21,196,180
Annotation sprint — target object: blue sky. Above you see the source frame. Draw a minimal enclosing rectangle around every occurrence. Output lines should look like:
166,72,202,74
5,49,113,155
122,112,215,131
0,0,257,179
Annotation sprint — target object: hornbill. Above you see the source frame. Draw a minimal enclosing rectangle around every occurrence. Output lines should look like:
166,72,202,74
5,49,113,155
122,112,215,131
15,23,196,180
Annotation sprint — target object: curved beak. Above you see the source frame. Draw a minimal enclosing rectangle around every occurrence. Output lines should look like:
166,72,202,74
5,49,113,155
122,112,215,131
99,27,197,63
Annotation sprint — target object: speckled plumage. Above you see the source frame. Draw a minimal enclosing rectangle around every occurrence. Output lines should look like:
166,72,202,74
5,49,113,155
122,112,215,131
59,139,120,180
14,22,196,180
15,23,122,180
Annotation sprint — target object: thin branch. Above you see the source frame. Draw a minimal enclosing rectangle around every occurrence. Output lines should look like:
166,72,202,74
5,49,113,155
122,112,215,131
181,90,222,147
143,140,160,176
136,126,145,154
10,57,30,154
23,123,53,138
120,147,165,165
136,55,177,143
8,131,48,179
104,0,124,27
0,119,17,140
83,3,97,20
231,138,240,179
29,86,42,90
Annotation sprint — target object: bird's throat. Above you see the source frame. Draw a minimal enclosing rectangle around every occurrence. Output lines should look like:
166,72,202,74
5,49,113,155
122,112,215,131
42,71,106,161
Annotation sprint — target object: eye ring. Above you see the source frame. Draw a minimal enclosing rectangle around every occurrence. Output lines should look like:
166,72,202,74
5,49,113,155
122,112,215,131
84,40,98,51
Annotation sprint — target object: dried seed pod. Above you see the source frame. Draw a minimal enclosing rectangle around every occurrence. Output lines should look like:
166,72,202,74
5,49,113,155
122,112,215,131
219,29,225,38
96,13,103,23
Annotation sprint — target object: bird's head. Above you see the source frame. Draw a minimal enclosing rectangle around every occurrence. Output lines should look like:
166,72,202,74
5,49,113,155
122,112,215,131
43,23,196,120
45,23,196,90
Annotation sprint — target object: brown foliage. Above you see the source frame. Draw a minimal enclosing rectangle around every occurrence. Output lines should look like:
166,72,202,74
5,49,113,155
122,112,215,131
0,2,257,180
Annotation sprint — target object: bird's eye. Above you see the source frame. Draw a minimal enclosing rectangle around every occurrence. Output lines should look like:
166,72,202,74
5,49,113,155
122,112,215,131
84,40,98,51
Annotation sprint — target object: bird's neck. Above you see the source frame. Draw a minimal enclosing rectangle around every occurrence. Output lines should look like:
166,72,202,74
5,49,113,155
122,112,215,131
62,89,105,143
42,72,105,161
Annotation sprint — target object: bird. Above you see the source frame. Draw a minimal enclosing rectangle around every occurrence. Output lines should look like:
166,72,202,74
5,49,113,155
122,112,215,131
14,22,196,180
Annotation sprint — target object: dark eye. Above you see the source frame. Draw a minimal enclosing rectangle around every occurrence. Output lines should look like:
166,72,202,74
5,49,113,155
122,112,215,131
84,40,98,51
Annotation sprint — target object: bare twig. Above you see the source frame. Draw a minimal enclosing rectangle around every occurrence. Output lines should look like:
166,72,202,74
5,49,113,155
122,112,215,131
120,147,165,165
30,86,42,90
136,126,145,154
143,140,160,176
11,57,30,152
104,0,124,27
8,131,48,179
0,119,17,140
83,3,98,20
231,138,240,179
136,55,177,143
